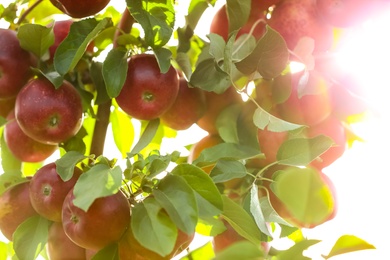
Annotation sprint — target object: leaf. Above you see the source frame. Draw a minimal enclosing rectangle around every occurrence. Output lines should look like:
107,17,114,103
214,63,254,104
209,33,226,62
253,107,304,132
1,134,21,172
153,174,198,234
17,23,54,59
226,0,251,33
13,216,51,260
32,68,64,89
236,26,289,79
126,0,175,48
276,135,335,166
214,241,265,260
153,47,172,74
54,17,112,75
216,103,241,144
171,163,223,217
193,143,261,165
110,108,134,158
258,196,293,227
210,160,247,183
131,197,177,257
128,118,160,157
72,164,122,211
221,195,263,245
276,239,321,260
271,167,335,227
248,185,272,236
189,58,231,94
187,0,217,30
180,241,215,260
55,151,88,182
0,171,24,196
90,61,110,105
102,47,128,98
323,235,376,259
90,243,119,260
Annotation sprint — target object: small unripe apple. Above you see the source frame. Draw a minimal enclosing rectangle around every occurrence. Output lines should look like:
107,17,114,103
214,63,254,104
49,0,111,18
0,29,34,99
15,78,83,145
3,110,58,163
62,189,131,251
29,162,82,222
0,180,38,241
116,54,180,120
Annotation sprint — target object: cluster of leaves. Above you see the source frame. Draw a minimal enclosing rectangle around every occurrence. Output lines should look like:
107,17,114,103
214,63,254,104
0,0,376,259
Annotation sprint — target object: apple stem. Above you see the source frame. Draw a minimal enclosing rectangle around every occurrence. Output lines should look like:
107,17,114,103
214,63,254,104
89,8,134,157
17,0,44,25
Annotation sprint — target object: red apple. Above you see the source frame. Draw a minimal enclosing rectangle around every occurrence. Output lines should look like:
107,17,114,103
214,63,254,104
49,0,111,18
15,78,83,145
0,29,34,99
115,54,180,121
160,77,206,130
29,162,82,222
62,189,131,251
0,180,38,241
257,126,288,166
47,222,86,260
306,115,347,170
267,0,334,52
3,110,58,163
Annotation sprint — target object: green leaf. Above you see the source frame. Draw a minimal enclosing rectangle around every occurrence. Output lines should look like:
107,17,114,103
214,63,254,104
181,241,215,260
248,185,272,236
196,217,226,237
110,108,134,158
187,0,216,30
90,61,110,105
221,195,262,246
1,134,21,172
126,0,175,48
102,47,128,98
193,143,260,165
90,243,119,260
171,164,223,217
153,47,173,74
54,17,112,75
216,103,241,144
253,107,304,132
210,160,247,183
55,151,88,182
128,118,160,157
271,167,335,227
17,23,54,59
13,216,51,260
153,174,198,234
277,239,321,260
209,33,226,62
189,58,231,94
214,240,265,260
323,235,376,259
258,196,293,227
32,68,64,89
131,197,177,257
277,136,334,166
236,26,289,79
226,0,251,33
72,164,122,211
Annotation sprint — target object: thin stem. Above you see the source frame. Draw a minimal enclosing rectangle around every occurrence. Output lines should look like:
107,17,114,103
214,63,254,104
89,9,134,157
17,0,43,25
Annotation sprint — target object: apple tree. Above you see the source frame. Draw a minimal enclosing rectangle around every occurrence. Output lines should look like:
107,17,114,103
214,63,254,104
0,0,382,259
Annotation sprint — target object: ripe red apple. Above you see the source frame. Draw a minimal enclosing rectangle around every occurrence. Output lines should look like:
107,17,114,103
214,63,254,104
29,162,82,222
3,110,58,163
305,115,347,170
316,0,388,28
115,54,180,120
0,97,15,118
15,77,83,145
0,180,38,241
119,214,195,259
62,189,131,251
49,0,110,18
0,29,34,100
210,1,267,41
160,77,206,130
196,87,242,134
257,126,288,166
267,0,334,52
277,71,332,126
47,222,86,260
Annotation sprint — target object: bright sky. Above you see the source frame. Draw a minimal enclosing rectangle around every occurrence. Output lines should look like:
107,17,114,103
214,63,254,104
1,1,390,259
